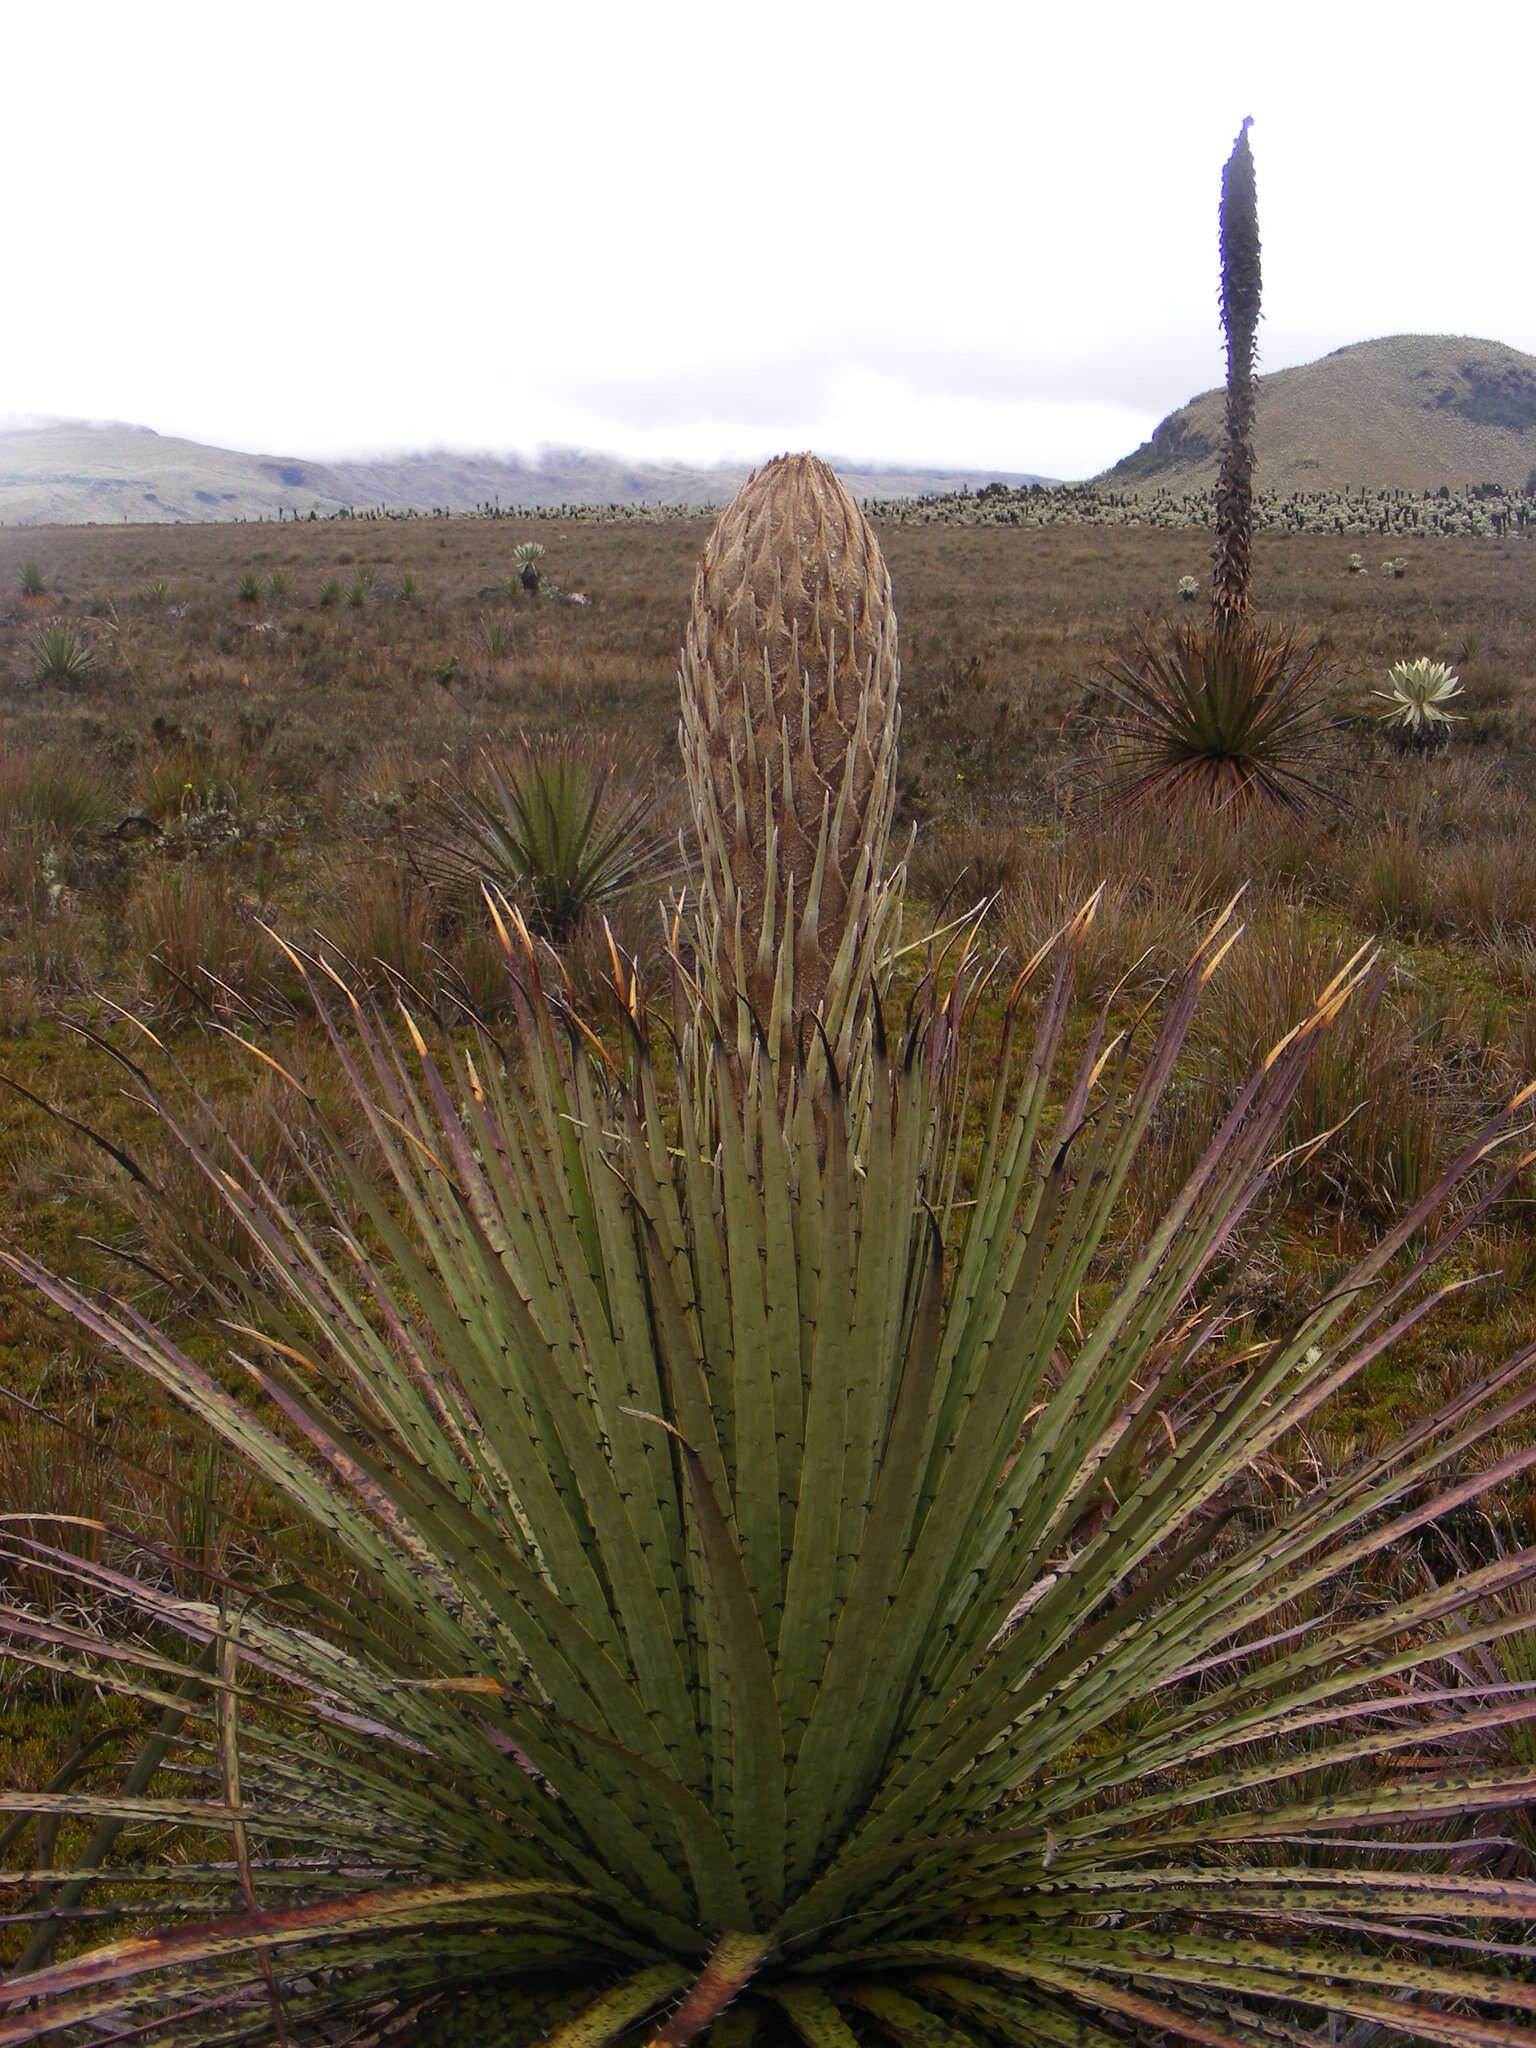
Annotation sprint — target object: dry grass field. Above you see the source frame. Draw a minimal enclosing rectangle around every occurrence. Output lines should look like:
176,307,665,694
2,506,1535,1816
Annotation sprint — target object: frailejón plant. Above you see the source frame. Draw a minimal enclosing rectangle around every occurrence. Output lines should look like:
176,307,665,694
1376,656,1464,748
512,540,546,595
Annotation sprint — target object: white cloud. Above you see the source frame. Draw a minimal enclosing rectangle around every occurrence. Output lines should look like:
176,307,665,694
2,0,1531,478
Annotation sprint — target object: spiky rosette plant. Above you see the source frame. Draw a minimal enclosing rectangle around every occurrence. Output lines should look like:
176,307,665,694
1211,117,1260,626
677,453,903,1084
513,541,546,596
1376,656,1464,750
4,901,1536,2045
421,736,668,941
1097,616,1335,816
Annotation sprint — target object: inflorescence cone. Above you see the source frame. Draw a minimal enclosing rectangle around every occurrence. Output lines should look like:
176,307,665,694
678,452,904,1080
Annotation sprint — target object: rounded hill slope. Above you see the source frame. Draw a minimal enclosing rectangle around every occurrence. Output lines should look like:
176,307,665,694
1106,334,1536,491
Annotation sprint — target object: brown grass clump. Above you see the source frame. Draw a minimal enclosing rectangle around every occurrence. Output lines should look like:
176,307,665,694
321,855,436,998
126,861,250,1015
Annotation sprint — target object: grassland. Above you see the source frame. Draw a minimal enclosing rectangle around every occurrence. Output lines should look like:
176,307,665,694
2,507,1534,1810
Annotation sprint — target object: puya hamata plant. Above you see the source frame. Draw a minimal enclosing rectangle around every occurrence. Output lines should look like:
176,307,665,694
423,734,667,943
3,453,1536,2047
677,454,903,1086
1102,121,1337,821
28,619,94,688
1097,616,1334,817
1210,117,1260,629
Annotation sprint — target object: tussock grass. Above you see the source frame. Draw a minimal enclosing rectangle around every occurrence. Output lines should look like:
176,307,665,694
126,861,250,1015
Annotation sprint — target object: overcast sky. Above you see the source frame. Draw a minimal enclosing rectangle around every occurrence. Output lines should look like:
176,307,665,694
4,1,1532,480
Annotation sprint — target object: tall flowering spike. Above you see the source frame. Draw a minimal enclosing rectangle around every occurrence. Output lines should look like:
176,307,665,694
678,452,902,1073
1212,116,1261,626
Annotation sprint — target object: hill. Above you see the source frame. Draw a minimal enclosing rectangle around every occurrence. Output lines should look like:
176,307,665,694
1105,334,1536,492
0,421,1047,527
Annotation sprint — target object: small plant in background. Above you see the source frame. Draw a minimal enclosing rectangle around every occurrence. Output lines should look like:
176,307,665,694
1458,626,1481,664
1098,616,1336,815
266,569,289,600
481,614,511,660
143,575,169,604
28,619,93,687
317,573,341,607
395,571,418,605
424,733,666,940
432,653,460,686
345,568,372,609
17,559,45,597
1176,573,1199,601
1346,550,1365,572
1382,555,1407,577
138,745,250,827
1375,656,1463,751
510,538,545,595
236,570,261,603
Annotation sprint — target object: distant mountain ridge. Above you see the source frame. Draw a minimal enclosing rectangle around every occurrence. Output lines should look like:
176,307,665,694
0,422,1048,527
1105,334,1536,492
